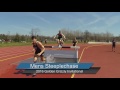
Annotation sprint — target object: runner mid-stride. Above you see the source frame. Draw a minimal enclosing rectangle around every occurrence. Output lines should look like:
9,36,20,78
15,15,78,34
72,37,78,46
32,36,45,63
54,30,66,46
31,36,45,76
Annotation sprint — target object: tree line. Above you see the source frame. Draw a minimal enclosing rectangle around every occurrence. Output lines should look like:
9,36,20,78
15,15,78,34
0,28,120,43
0,34,53,42
61,28,120,43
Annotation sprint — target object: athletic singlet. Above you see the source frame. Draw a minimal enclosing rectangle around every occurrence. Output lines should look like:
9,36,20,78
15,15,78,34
73,40,77,44
112,40,116,46
57,33,62,39
33,42,41,54
73,40,77,46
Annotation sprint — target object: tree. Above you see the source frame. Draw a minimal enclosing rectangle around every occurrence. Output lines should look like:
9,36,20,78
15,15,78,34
29,28,34,36
13,33,20,42
29,28,40,36
21,35,25,41
105,31,114,42
84,30,90,42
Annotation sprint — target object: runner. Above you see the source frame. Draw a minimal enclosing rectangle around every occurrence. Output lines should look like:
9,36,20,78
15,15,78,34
31,36,45,76
112,38,116,52
54,30,66,46
45,39,47,44
32,36,45,63
72,37,78,46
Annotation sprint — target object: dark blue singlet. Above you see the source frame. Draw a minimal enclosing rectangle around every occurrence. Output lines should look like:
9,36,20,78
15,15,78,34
73,40,77,46
33,42,44,55
57,33,62,40
112,40,116,47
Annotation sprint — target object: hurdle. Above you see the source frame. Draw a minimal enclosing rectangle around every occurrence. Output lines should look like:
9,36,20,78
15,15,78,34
16,49,79,64
44,49,79,63
44,46,80,49
44,45,80,63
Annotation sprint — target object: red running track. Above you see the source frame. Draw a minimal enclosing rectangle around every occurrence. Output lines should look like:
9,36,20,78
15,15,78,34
0,44,120,78
73,44,120,78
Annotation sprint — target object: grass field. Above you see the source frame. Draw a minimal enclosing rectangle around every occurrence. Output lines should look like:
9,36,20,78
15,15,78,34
1,40,115,47
0,41,78,47
0,42,32,47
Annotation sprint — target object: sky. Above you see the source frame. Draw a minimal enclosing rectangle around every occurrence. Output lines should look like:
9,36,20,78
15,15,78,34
0,12,120,36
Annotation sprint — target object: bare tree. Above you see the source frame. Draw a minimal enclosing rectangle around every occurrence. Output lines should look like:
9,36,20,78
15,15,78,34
34,28,40,36
84,30,90,42
105,31,114,42
29,28,40,36
29,28,34,36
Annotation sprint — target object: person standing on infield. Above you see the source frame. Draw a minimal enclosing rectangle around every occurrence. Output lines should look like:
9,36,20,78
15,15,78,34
112,38,116,52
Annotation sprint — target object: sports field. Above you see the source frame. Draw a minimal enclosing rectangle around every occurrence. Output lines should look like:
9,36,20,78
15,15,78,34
0,42,120,78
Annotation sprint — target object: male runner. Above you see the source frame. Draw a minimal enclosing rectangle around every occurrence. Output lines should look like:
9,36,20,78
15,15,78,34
54,30,66,46
72,37,78,46
112,38,116,52
45,39,47,44
32,36,45,76
32,36,45,63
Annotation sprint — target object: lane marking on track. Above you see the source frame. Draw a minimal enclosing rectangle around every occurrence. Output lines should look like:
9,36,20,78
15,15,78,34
0,47,32,53
0,53,33,62
9,48,59,65
0,50,32,55
71,44,105,78
0,52,32,59
0,47,59,62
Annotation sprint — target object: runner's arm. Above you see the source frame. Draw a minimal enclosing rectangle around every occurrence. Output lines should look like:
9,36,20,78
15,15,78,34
54,34,58,39
72,40,74,44
76,40,78,44
32,43,35,53
32,48,35,53
62,34,66,39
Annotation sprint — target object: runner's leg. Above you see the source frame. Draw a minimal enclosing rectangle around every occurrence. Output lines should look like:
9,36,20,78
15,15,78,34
40,53,45,63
